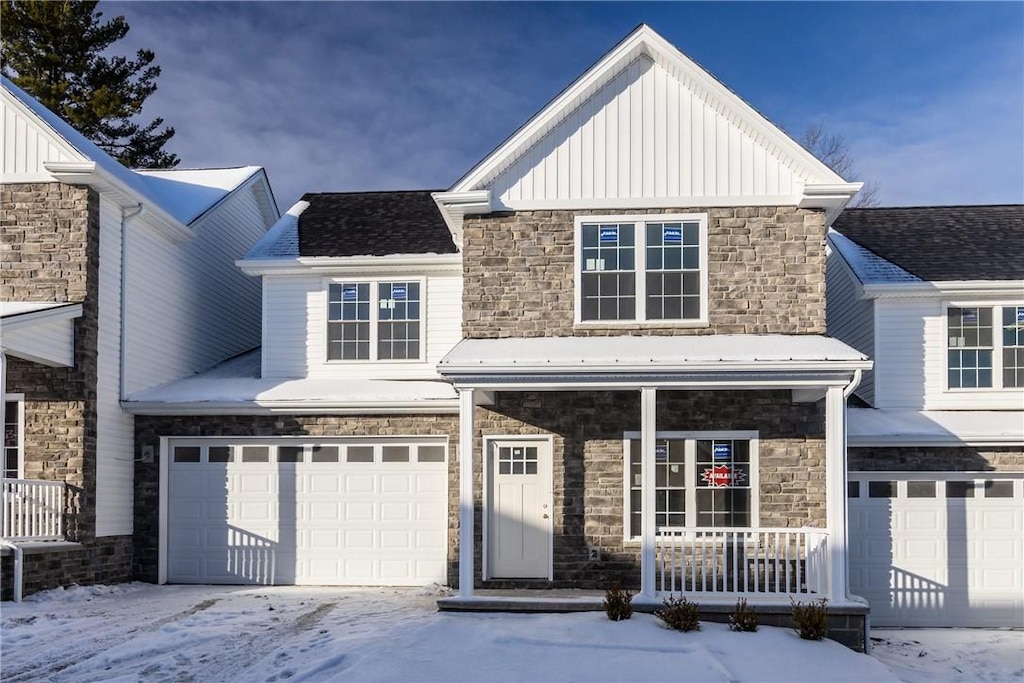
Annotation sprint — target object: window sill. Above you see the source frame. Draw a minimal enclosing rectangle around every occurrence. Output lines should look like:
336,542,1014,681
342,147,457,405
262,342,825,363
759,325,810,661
573,320,710,330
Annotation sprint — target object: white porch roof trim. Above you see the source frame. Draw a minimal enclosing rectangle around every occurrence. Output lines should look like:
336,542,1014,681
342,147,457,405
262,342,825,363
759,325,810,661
849,408,1024,447
122,350,458,415
0,302,83,367
439,335,871,388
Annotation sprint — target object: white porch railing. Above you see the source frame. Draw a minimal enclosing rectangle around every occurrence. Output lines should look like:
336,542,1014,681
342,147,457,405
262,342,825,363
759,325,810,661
1,478,66,542
655,527,828,596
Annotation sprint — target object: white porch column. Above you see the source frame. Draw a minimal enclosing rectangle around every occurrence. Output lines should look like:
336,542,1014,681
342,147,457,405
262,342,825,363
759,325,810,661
640,387,657,598
458,387,476,598
825,384,849,602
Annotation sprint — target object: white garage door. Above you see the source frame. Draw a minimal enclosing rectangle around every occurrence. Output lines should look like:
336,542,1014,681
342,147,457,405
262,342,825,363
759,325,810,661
166,438,448,586
849,473,1023,627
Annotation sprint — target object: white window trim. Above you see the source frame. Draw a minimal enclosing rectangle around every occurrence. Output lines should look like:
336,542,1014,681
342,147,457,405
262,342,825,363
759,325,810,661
621,430,759,543
323,277,427,364
573,213,709,327
3,394,25,480
944,302,1024,393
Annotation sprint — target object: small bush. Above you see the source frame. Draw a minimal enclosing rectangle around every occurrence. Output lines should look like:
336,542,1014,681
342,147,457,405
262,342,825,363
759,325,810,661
790,597,829,640
603,582,633,621
655,595,701,632
728,597,759,632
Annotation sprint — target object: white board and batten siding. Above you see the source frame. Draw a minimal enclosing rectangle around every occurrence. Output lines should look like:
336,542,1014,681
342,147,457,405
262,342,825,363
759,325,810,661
1,88,78,181
825,251,876,405
122,178,269,395
873,298,1024,410
488,55,807,209
261,270,463,380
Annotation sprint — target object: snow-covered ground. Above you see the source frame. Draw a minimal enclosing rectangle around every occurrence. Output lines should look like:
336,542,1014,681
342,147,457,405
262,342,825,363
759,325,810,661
870,628,1023,682
0,584,1017,682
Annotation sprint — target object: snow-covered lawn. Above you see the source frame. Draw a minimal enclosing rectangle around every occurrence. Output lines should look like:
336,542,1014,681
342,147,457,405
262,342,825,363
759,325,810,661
0,584,1016,682
870,628,1023,682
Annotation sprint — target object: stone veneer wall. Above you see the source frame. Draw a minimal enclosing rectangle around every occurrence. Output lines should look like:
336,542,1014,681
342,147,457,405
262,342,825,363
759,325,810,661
462,207,827,338
132,414,459,582
0,183,133,595
0,537,132,601
473,390,825,590
849,446,1024,472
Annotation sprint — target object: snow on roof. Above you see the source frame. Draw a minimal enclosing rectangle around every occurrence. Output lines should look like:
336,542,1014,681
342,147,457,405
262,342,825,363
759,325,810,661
2,76,260,226
125,349,458,412
0,302,76,318
849,408,1024,446
828,229,921,285
243,200,308,259
135,167,261,224
440,335,870,374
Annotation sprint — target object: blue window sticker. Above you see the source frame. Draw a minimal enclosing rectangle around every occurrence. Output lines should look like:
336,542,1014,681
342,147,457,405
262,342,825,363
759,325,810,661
1017,308,1024,324
655,443,669,461
663,226,682,244
713,443,732,460
599,227,618,243
962,310,978,325
343,286,358,301
392,285,407,301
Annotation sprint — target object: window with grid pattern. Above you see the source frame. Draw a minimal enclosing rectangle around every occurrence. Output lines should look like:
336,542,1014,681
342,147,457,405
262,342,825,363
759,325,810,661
328,283,371,360
377,282,421,360
578,215,706,324
327,280,424,361
1003,306,1024,388
947,307,993,388
3,399,22,480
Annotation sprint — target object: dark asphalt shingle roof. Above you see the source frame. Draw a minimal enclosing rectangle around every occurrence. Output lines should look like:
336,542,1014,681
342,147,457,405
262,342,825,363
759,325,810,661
297,191,457,257
832,205,1024,281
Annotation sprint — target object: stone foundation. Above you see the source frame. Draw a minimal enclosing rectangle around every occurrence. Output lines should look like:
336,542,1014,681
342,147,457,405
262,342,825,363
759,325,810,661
849,446,1024,472
0,536,133,600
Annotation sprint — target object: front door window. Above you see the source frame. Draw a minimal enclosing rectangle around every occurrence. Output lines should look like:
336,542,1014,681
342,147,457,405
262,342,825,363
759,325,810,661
4,398,23,480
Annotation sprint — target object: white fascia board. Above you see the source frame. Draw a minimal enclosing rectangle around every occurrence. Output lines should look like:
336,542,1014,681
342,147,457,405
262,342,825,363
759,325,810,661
440,360,873,376
861,280,1024,300
237,253,462,276
445,377,860,392
44,161,192,241
122,399,460,416
493,195,803,211
849,433,1024,448
0,303,83,332
431,190,491,249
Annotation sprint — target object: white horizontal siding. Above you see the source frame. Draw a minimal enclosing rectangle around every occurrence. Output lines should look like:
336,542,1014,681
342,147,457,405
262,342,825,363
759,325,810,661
490,55,804,207
261,271,462,380
874,299,935,410
1,89,79,181
95,197,133,537
124,181,268,394
825,251,875,405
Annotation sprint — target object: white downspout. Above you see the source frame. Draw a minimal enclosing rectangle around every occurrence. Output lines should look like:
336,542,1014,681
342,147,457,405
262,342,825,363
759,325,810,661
119,204,144,401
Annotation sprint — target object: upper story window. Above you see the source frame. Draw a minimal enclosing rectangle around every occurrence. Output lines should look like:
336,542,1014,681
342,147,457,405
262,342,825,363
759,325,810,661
327,280,422,361
947,305,1023,390
576,214,708,325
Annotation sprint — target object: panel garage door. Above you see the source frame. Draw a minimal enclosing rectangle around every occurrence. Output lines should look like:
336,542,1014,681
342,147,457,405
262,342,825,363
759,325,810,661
849,473,1023,627
167,439,448,586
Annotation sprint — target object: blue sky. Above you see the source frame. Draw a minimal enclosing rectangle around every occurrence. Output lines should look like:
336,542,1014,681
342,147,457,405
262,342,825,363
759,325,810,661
104,1,1023,211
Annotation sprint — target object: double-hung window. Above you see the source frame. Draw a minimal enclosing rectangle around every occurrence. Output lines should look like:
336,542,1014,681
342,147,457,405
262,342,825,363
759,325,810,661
327,280,422,361
947,304,1024,389
577,214,708,325
3,396,24,480
624,432,757,539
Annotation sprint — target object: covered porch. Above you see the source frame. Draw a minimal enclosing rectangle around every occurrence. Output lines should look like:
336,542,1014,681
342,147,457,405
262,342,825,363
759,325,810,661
438,335,871,606
1,302,81,547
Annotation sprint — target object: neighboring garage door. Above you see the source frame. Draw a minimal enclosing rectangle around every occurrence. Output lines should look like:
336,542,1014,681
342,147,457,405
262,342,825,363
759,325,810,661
849,472,1023,627
166,438,448,586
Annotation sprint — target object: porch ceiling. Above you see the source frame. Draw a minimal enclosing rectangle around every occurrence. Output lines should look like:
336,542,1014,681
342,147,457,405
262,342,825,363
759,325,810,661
438,335,871,389
0,302,82,367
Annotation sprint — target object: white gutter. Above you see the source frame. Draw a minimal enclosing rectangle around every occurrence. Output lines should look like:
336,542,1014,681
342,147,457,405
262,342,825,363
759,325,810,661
440,359,874,376
861,280,1024,299
122,399,461,416
238,253,463,277
119,204,145,401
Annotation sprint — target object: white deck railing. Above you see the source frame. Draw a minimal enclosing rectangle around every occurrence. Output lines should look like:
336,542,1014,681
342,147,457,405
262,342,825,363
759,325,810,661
655,527,828,596
1,478,66,542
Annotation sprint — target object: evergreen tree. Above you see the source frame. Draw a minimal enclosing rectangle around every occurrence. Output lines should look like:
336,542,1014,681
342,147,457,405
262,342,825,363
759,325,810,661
1,0,178,168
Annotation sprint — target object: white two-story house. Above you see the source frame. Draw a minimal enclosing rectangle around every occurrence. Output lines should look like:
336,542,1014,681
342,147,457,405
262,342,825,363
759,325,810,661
826,205,1024,627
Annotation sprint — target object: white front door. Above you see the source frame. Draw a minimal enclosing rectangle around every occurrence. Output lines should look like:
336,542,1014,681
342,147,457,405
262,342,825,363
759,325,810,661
487,438,552,579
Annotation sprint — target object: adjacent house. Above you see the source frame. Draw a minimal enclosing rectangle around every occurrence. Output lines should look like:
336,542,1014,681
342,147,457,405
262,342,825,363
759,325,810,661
0,76,279,598
127,25,876,649
826,206,1024,627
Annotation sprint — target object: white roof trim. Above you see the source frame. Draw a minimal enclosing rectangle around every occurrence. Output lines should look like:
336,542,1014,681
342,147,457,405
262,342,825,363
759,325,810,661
440,335,871,387
449,25,849,200
860,279,1024,300
849,408,1024,447
0,302,83,330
